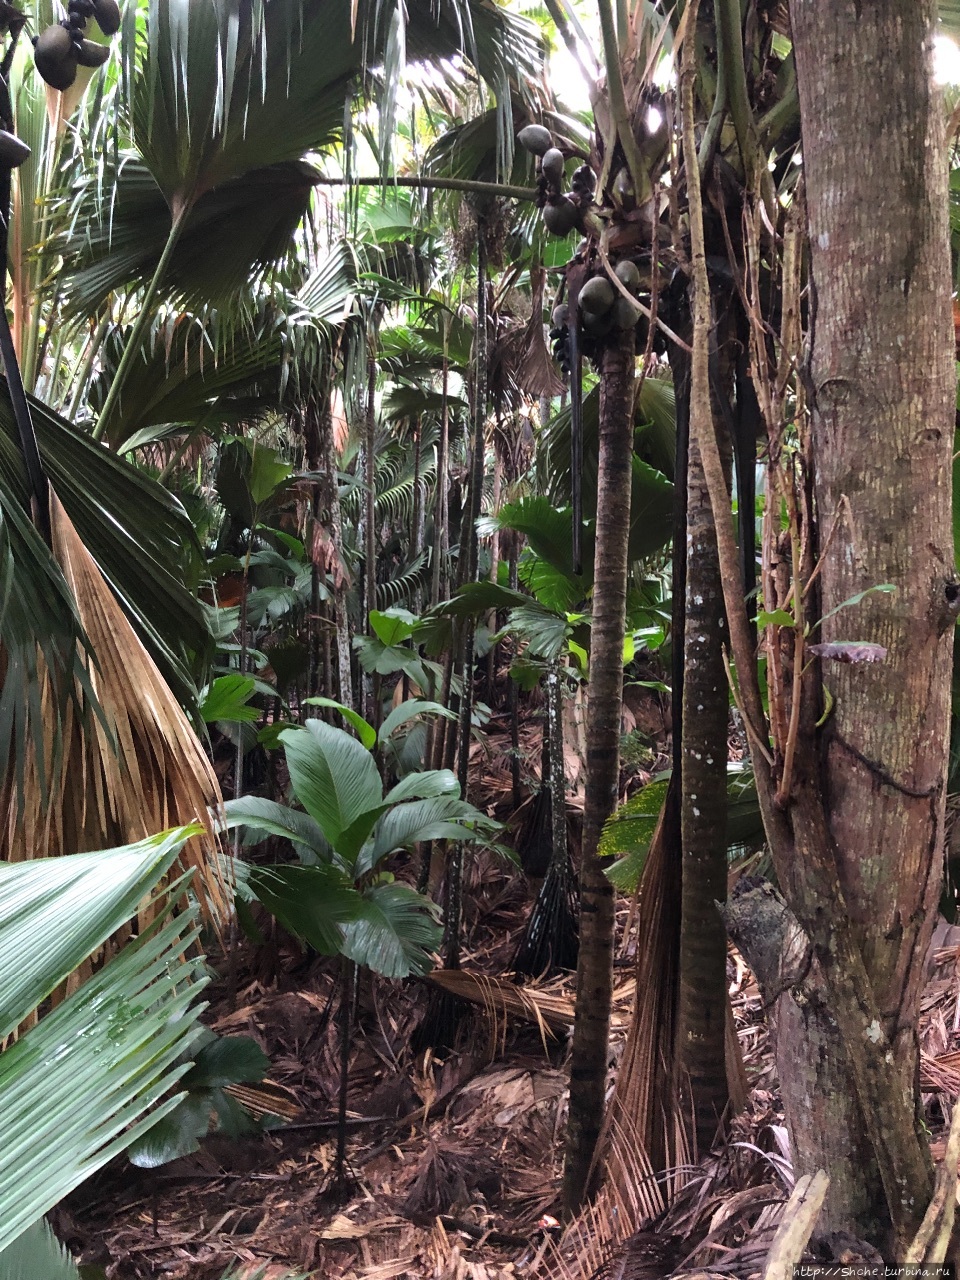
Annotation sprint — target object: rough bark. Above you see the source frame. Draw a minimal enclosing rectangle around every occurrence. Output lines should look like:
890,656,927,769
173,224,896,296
362,350,378,725
316,396,353,710
563,326,635,1211
678,432,730,1151
722,880,884,1239
786,0,955,1238
430,353,450,609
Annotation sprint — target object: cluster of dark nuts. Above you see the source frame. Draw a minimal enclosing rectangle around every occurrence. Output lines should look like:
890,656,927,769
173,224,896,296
33,0,119,94
548,262,645,369
517,123,598,239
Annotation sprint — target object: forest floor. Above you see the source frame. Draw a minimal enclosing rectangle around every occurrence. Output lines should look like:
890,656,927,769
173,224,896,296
62,713,960,1280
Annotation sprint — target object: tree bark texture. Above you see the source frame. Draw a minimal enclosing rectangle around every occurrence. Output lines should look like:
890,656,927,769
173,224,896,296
786,0,955,1240
563,327,635,1212
316,396,354,711
678,432,730,1151
722,880,885,1240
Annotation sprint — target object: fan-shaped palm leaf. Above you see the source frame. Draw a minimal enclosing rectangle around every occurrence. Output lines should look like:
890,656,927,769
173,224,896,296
3,495,227,921
19,391,211,700
0,829,208,1256
86,310,284,452
57,157,319,319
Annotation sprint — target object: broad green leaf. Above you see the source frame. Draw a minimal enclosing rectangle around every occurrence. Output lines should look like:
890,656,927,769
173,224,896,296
281,719,382,859
302,698,377,750
340,882,442,979
383,769,461,805
358,797,496,876
222,796,330,863
369,608,418,646
247,864,362,955
126,1092,211,1169
377,699,456,743
199,674,259,724
568,640,589,673
756,609,796,629
354,637,430,681
182,1036,269,1090
247,445,294,508
510,656,545,690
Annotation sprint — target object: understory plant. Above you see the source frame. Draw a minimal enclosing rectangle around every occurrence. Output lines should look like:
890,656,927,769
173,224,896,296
225,710,500,979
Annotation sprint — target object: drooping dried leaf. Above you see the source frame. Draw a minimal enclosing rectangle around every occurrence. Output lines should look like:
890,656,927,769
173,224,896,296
2,494,228,922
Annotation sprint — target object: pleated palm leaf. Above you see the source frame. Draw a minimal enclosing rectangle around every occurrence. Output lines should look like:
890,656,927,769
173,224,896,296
58,0,544,442
0,828,208,1262
4,493,228,920
0,386,227,916
85,306,286,454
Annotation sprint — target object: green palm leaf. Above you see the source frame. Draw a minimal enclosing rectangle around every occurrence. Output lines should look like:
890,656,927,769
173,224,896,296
0,829,208,1255
0,829,193,1036
340,881,442,978
24,394,211,700
88,312,283,453
0,1219,81,1280
59,158,319,317
223,795,332,866
244,864,363,955
362,796,496,874
280,719,383,862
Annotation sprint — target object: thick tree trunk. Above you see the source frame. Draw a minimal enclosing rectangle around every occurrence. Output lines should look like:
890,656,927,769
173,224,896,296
678,433,730,1151
722,880,885,1241
563,326,635,1211
783,0,955,1242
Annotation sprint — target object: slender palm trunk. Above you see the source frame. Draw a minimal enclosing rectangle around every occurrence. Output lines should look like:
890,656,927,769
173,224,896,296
362,351,378,725
678,431,729,1150
443,228,488,969
563,326,635,1211
508,543,521,810
411,415,424,615
318,397,353,710
431,353,450,608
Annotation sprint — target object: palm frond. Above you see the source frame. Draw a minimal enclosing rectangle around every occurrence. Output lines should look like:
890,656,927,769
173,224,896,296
3,496,227,922
56,156,319,316
19,392,212,703
0,830,208,1255
86,310,284,452
377,550,432,609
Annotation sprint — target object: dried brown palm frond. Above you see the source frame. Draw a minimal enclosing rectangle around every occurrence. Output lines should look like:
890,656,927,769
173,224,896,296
2,493,228,922
921,1051,960,1096
223,1080,302,1123
593,780,684,1194
424,968,570,1054
543,1130,673,1280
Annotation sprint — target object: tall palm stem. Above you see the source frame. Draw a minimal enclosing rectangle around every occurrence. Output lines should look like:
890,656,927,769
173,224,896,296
93,210,188,444
563,326,635,1211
